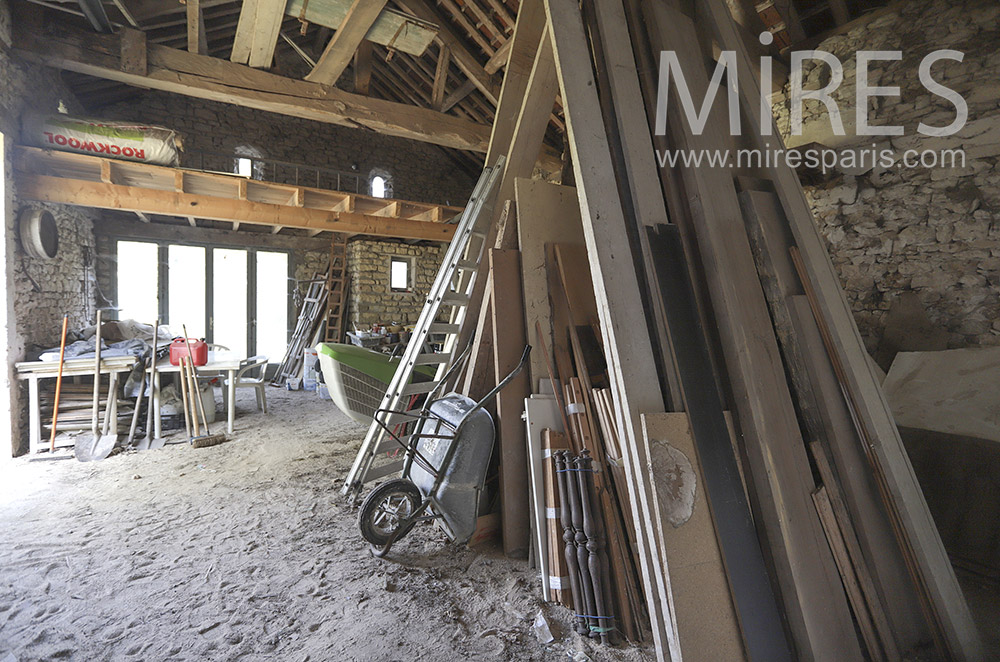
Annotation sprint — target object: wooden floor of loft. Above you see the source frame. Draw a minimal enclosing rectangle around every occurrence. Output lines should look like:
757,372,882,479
12,146,464,241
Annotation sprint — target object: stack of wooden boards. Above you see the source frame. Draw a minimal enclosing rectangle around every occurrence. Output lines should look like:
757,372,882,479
452,0,985,661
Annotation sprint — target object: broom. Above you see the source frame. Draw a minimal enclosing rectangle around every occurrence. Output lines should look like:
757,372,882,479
182,326,227,448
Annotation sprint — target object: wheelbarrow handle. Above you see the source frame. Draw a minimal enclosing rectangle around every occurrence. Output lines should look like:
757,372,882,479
467,345,532,416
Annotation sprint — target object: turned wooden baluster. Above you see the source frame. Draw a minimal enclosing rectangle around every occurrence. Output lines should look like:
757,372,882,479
577,449,614,644
570,453,599,638
554,451,587,635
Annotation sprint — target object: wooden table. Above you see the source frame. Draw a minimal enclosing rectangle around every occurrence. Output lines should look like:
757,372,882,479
16,355,137,454
149,351,242,437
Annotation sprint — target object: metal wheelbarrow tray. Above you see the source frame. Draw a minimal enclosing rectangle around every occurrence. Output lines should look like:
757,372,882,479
358,346,530,557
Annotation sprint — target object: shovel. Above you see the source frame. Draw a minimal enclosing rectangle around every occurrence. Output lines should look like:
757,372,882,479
75,310,117,462
137,319,164,451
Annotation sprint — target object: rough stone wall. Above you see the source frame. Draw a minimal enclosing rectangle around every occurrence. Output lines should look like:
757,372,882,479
346,239,444,328
1,12,95,454
771,0,1000,351
98,92,478,207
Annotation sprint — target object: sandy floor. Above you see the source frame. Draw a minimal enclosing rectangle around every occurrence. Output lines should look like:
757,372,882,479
0,388,653,662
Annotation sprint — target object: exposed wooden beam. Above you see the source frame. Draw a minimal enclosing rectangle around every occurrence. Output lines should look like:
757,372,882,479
432,44,451,110
96,215,332,249
441,78,475,112
484,36,511,74
13,19,492,153
187,0,207,54
438,0,497,55
187,216,197,227
394,0,501,105
17,174,456,241
231,0,285,68
119,26,147,75
353,38,372,94
305,0,388,86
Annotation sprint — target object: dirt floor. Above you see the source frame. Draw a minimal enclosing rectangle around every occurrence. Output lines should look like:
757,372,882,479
0,387,654,662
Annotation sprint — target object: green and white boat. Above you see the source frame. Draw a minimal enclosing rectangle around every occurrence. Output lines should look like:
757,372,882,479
316,343,436,425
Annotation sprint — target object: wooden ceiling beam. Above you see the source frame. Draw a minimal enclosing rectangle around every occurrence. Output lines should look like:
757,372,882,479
484,35,511,74
432,44,451,110
394,0,500,105
230,0,285,68
305,0,388,85
186,0,208,54
353,39,373,94
14,19,491,152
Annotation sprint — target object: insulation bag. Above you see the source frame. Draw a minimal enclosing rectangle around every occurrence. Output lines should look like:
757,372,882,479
23,114,183,166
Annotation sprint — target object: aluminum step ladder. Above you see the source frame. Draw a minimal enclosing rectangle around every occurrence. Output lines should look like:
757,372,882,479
341,157,506,502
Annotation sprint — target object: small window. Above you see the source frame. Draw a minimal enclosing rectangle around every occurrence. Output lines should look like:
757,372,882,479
236,157,253,178
390,257,410,291
371,175,387,198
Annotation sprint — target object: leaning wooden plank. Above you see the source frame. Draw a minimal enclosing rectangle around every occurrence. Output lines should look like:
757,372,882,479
525,396,560,600
544,0,675,657
644,4,862,659
744,188,926,652
305,0,389,86
514,180,584,388
13,19,491,153
645,224,792,661
702,0,983,656
490,249,531,558
812,485,885,662
641,413,746,661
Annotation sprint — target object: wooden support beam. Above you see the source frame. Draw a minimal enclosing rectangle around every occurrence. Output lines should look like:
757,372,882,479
13,20,492,152
231,0,285,68
441,78,476,112
15,175,456,241
187,0,207,54
484,36,512,74
394,0,501,105
353,39,372,94
305,0,388,86
119,26,146,75
432,44,451,110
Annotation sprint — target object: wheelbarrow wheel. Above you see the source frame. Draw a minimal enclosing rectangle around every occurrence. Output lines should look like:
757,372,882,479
358,479,423,547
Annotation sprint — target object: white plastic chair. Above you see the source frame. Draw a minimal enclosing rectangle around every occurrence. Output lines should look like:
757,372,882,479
221,355,269,413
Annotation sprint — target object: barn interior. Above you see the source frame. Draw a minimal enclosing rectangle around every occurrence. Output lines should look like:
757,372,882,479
1,0,999,660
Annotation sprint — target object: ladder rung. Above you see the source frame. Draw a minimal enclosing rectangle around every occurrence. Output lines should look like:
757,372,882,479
415,353,450,365
399,381,439,396
440,292,469,306
428,322,460,335
378,411,416,426
375,439,405,454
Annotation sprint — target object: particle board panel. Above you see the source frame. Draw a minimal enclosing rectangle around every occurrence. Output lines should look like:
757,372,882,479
641,412,745,662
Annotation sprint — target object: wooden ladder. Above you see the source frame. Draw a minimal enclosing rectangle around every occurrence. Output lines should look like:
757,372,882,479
341,157,505,502
324,233,349,344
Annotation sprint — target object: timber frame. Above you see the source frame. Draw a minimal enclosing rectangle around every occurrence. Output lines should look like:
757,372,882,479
14,147,461,241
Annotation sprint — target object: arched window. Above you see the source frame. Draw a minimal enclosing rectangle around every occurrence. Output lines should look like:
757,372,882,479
371,175,387,198
234,144,264,180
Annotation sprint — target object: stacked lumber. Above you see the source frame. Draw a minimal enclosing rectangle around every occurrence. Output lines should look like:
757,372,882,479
462,0,984,661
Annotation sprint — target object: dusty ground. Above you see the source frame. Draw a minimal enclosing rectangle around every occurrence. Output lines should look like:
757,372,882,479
0,388,653,662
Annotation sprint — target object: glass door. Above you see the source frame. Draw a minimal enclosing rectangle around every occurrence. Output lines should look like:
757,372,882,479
212,248,248,358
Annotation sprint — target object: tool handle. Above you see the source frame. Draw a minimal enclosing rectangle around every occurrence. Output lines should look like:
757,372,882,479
49,315,69,452
91,310,102,436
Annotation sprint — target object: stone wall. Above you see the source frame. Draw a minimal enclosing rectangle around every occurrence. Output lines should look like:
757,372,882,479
771,0,1000,351
346,239,444,328
0,3,96,454
98,92,478,207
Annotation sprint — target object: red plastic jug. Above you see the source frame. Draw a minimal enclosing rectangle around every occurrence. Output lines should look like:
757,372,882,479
170,338,208,366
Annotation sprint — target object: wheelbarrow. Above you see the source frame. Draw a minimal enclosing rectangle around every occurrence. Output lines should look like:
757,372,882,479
358,345,531,557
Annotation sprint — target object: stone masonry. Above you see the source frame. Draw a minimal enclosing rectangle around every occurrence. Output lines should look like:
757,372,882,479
771,0,1000,351
346,239,444,329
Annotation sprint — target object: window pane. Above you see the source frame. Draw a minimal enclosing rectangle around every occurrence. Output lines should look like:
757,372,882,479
255,251,288,362
167,245,206,339
371,176,385,198
213,248,248,358
117,240,158,323
390,258,409,290
236,157,252,178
